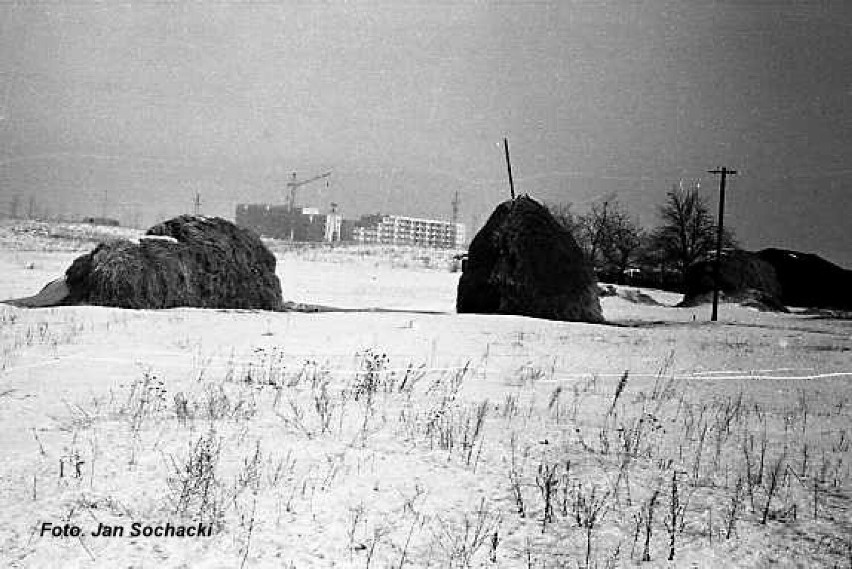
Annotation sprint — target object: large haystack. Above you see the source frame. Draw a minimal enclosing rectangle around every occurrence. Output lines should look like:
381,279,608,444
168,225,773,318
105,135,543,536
680,249,786,311
457,195,604,323
56,215,282,310
757,248,852,310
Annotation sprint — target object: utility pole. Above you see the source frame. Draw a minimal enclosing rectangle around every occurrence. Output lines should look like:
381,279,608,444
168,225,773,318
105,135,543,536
503,137,515,200
193,191,201,215
451,190,460,249
451,190,459,225
707,166,737,322
0,74,14,212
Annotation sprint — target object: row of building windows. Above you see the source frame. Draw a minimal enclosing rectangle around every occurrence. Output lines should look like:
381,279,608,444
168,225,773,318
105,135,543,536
354,215,465,249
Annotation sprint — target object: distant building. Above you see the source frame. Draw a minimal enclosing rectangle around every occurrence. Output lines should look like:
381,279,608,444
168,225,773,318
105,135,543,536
235,204,334,242
324,213,343,242
352,214,465,249
236,205,466,249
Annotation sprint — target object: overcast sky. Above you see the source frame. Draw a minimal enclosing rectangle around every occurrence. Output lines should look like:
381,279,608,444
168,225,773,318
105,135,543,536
1,1,850,265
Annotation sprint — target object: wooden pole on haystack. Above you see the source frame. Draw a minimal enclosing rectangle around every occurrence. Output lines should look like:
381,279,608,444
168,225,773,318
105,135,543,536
708,166,737,322
503,137,516,200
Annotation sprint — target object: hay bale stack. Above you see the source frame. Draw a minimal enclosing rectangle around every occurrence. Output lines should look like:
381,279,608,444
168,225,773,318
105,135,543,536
680,249,784,310
63,215,282,310
457,195,604,323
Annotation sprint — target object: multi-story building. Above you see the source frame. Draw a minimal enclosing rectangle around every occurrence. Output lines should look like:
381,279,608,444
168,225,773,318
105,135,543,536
235,204,331,242
352,215,465,249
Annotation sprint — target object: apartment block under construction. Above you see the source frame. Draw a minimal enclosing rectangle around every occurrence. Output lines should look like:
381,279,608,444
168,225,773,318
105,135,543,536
235,204,342,242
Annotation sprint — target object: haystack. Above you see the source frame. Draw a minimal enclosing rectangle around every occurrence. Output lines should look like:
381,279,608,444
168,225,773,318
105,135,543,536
757,248,852,310
457,195,604,323
680,249,785,311
13,215,282,310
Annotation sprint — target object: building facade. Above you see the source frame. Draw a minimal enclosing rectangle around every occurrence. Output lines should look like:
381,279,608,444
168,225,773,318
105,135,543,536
353,215,465,249
236,204,332,242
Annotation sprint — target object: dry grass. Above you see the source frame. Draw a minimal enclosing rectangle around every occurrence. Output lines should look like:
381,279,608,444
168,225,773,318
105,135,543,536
9,339,849,567
3,228,851,567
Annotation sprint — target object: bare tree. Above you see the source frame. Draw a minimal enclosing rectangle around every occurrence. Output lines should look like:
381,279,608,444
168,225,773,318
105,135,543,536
601,211,643,283
651,184,735,277
577,198,617,266
546,201,580,238
549,197,644,283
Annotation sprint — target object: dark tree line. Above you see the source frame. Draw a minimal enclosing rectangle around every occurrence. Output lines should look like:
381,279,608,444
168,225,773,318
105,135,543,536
548,183,736,289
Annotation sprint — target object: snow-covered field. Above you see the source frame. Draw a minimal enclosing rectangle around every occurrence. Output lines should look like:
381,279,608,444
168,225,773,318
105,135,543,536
1,221,851,568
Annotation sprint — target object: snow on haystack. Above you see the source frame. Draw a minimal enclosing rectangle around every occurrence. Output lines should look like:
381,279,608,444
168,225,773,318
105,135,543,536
457,195,604,323
9,215,282,310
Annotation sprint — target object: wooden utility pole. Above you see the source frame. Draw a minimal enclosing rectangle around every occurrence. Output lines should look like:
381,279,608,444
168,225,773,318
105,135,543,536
451,190,460,225
707,166,737,322
193,191,201,215
450,190,460,247
503,137,516,200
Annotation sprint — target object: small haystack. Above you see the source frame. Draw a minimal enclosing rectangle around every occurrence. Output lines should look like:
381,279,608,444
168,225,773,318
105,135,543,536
680,249,785,311
457,195,604,323
12,215,282,310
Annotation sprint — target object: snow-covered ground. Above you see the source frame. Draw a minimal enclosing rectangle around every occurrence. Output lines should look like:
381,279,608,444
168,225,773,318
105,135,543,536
1,223,850,567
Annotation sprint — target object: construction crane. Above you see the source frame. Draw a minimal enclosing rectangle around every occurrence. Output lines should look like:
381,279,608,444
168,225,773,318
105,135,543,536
286,171,332,212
